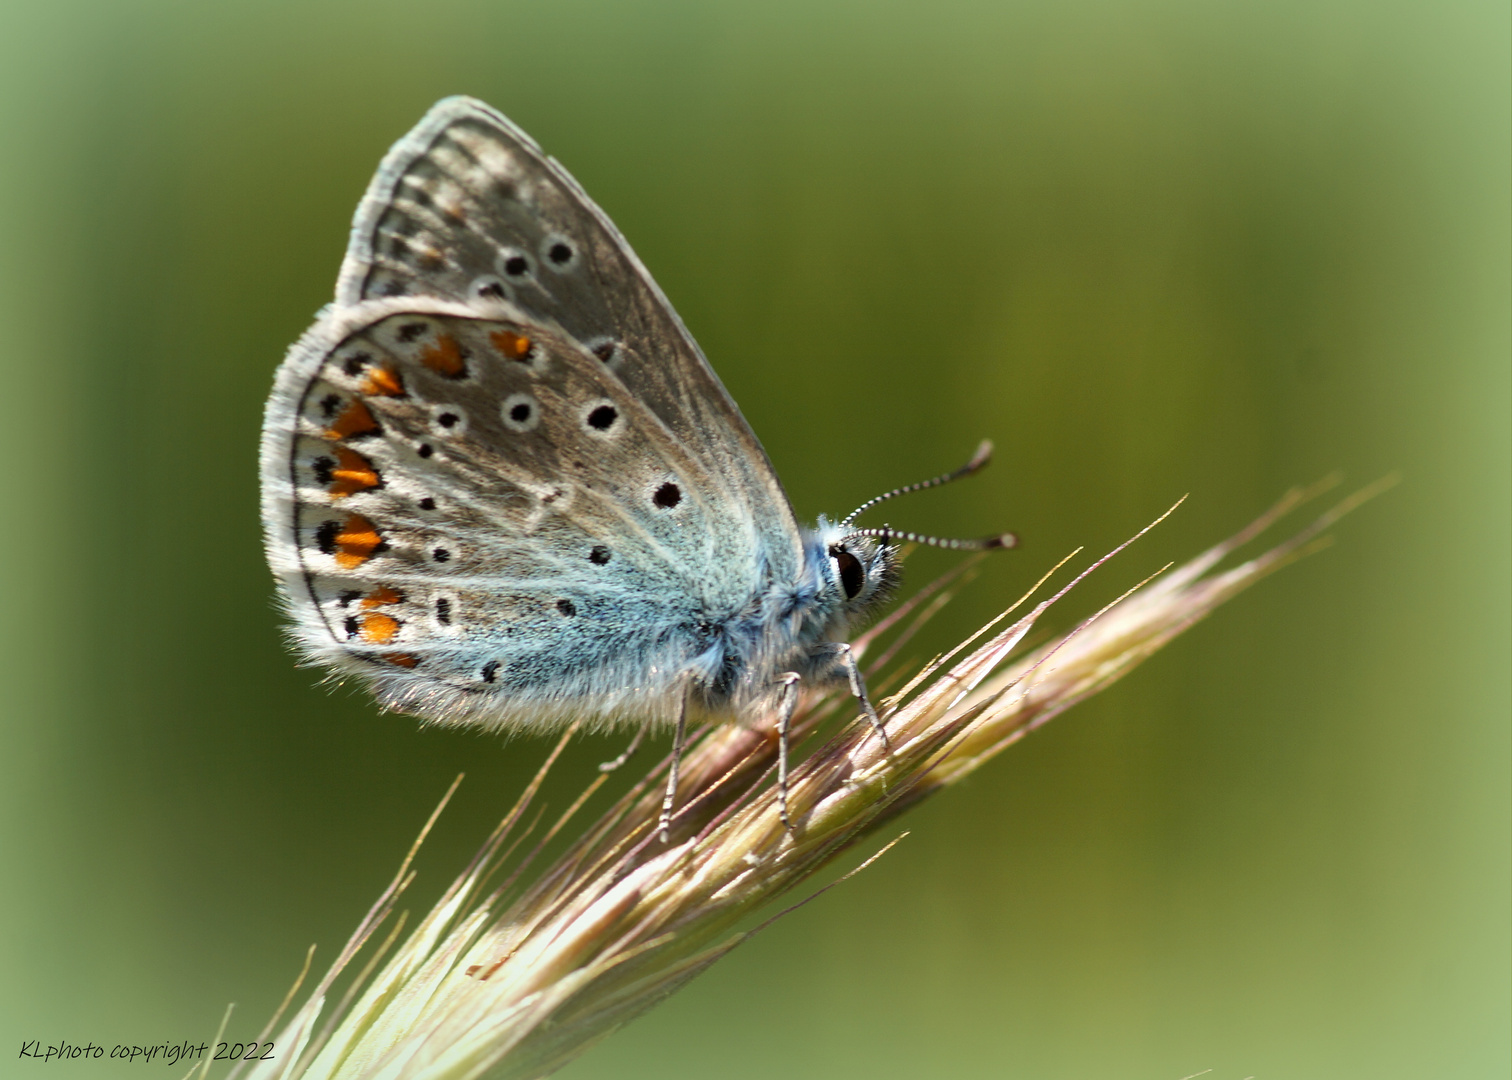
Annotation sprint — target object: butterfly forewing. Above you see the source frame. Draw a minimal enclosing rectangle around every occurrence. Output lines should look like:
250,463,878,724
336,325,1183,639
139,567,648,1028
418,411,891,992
337,97,800,569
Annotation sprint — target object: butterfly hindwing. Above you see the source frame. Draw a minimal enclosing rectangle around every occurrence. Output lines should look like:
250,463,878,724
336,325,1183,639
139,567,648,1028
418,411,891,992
263,299,779,729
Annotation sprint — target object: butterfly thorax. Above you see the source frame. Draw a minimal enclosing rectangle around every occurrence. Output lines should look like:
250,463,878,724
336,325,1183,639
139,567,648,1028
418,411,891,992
684,520,897,724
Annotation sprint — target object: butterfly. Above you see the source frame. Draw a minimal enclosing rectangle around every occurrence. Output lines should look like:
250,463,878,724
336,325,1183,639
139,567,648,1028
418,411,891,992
260,97,1013,835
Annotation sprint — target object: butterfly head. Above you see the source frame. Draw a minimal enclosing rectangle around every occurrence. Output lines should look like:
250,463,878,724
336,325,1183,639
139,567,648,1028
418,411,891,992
808,440,1017,629
817,523,901,616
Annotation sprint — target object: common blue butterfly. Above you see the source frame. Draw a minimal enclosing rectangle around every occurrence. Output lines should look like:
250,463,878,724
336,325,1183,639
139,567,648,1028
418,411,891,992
260,97,1013,832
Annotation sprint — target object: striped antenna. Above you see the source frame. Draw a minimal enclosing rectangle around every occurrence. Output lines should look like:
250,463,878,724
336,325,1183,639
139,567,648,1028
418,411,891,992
843,527,1018,551
840,440,996,528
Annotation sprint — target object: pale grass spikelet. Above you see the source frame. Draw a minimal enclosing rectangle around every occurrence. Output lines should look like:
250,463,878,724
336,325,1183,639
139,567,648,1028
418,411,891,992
220,480,1389,1080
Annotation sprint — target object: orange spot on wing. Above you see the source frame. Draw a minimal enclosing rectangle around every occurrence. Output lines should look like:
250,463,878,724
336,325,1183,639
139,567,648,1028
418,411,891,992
326,399,380,440
419,334,467,377
490,329,532,361
383,652,420,668
328,446,380,498
359,612,400,644
360,363,405,397
334,514,383,568
361,585,402,608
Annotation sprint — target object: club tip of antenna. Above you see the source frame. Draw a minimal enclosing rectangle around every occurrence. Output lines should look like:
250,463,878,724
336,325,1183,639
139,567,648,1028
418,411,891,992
984,531,1018,549
968,439,994,471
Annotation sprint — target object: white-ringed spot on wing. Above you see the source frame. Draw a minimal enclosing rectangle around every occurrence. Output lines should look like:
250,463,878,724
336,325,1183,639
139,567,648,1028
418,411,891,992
470,275,510,303
580,398,622,438
497,247,533,281
480,660,500,683
429,403,469,437
586,336,622,368
539,233,579,272
501,393,540,432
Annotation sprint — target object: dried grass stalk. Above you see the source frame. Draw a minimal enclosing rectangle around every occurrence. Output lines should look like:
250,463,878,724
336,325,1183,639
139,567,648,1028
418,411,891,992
223,479,1389,1080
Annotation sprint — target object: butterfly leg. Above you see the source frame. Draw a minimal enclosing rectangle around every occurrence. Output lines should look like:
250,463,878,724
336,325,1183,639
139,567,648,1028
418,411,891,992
812,642,890,751
774,671,803,830
599,722,647,773
658,698,689,842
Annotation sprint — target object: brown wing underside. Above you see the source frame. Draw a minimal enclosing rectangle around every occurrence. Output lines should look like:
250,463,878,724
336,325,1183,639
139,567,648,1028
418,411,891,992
336,97,801,574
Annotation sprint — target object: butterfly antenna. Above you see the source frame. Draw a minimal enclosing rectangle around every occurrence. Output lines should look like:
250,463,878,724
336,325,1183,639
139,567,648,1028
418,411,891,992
843,527,1018,551
840,440,996,528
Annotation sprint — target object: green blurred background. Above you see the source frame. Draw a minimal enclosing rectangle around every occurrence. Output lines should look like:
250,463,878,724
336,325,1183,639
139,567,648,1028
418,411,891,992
0,0,1505,1077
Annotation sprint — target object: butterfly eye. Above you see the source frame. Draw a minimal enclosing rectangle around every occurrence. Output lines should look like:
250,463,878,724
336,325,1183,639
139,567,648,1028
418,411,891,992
830,546,865,600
